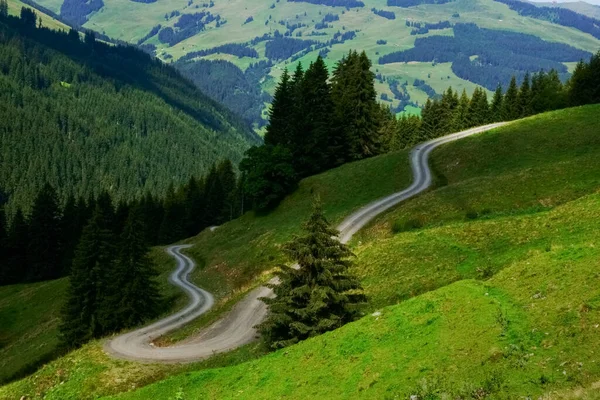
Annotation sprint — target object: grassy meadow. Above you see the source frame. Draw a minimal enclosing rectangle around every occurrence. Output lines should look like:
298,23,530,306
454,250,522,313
2,104,599,399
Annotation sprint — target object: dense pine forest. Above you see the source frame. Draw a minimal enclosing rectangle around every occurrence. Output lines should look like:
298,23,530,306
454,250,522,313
241,50,600,210
0,9,259,216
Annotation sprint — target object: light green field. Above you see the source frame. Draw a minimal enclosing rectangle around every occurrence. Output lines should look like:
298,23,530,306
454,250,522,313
3,105,599,399
6,0,69,31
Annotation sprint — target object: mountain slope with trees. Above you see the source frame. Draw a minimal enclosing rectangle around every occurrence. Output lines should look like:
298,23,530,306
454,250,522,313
0,10,259,215
21,0,600,128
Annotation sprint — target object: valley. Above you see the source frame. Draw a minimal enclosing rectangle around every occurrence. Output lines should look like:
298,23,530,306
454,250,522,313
2,104,599,399
1,1,600,398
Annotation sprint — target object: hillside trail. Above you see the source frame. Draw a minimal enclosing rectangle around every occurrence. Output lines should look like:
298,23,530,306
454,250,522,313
104,123,507,363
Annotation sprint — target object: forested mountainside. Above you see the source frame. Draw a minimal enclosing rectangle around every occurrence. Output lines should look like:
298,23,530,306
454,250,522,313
24,0,600,129
0,11,259,214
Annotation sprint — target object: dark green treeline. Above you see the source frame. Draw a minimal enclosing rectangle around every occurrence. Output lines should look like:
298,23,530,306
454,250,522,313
242,51,600,210
0,10,258,216
0,160,240,287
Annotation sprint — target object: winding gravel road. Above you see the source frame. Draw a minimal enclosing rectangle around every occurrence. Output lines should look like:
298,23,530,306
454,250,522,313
105,123,507,363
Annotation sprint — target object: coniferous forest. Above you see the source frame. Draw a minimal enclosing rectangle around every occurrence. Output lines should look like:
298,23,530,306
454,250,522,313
241,50,600,210
0,10,259,216
1,5,599,351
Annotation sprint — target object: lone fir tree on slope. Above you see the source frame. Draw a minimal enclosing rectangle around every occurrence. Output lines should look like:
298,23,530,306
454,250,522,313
258,199,366,349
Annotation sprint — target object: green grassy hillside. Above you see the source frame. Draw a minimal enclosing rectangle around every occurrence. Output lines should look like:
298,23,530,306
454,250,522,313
101,107,600,399
0,148,413,398
0,248,185,384
2,104,599,399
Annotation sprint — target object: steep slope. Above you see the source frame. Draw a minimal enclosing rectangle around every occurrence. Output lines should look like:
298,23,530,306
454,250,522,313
2,105,599,399
24,0,600,127
104,106,600,399
6,0,70,30
0,13,259,213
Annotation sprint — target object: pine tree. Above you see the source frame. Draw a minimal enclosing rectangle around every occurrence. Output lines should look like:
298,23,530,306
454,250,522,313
331,51,380,161
440,87,458,133
490,85,504,122
264,68,293,148
60,194,84,275
217,160,237,223
28,184,62,281
517,73,532,118
569,59,592,106
296,56,334,175
158,184,186,244
258,199,366,349
101,206,163,331
59,205,117,348
452,89,471,131
502,76,520,121
183,176,206,236
5,209,29,283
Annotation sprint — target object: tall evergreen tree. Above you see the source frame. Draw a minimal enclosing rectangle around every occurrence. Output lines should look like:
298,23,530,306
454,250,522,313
5,209,29,283
502,76,520,121
158,184,186,244
440,87,459,133
217,160,237,223
59,205,117,348
258,199,366,349
60,194,85,275
332,51,380,161
28,184,62,281
517,73,532,118
296,56,334,175
453,89,471,131
264,68,293,148
101,206,163,331
183,176,206,236
490,84,504,122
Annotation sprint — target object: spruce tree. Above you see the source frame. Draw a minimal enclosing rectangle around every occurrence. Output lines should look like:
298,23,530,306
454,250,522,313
60,194,84,275
217,160,237,223
296,56,334,175
331,51,380,161
490,85,504,122
264,68,293,148
101,206,163,331
258,200,366,349
6,209,29,283
158,184,186,244
28,184,62,281
183,176,206,236
60,205,117,348
502,76,520,121
517,73,532,118
440,87,458,134
453,89,471,131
